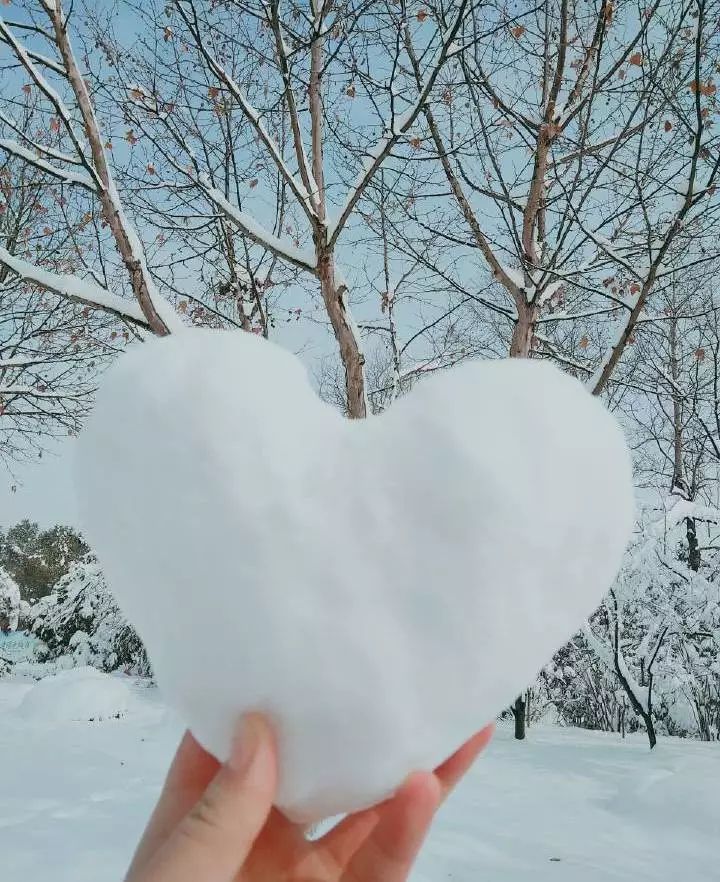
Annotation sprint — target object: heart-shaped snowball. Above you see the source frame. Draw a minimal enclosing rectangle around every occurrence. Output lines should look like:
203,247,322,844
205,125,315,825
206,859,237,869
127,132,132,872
75,329,634,823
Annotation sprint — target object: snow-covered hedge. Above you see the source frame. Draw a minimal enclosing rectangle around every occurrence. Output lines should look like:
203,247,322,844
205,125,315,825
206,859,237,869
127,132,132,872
0,567,20,633
31,555,150,676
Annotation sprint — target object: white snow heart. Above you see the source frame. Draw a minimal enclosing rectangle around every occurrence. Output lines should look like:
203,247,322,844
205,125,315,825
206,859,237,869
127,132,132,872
75,329,634,823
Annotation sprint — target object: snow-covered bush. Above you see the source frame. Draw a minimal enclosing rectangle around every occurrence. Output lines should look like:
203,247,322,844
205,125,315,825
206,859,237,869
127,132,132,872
540,642,632,734
0,567,20,633
536,496,720,744
592,499,719,743
32,555,150,676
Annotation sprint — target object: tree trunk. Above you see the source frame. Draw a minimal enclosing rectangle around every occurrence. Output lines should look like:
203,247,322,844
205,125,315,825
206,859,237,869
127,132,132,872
622,684,656,747
513,694,526,740
525,689,532,728
614,659,657,748
308,22,366,419
686,516,701,572
49,7,173,337
316,252,367,418
509,302,535,741
645,716,657,749
509,303,537,358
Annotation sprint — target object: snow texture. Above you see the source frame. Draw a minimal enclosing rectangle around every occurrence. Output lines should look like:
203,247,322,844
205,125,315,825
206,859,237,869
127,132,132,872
17,666,133,723
75,329,635,822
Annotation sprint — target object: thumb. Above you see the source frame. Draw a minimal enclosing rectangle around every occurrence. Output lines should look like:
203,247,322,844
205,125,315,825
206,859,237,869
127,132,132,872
139,714,277,882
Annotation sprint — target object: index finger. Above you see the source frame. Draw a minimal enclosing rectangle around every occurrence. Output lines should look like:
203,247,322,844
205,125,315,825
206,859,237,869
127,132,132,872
434,724,494,800
127,731,220,874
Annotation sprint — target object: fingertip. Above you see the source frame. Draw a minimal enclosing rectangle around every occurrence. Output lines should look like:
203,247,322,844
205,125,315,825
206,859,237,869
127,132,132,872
434,724,494,800
469,723,495,752
166,730,221,792
349,770,440,878
178,729,212,761
397,770,443,819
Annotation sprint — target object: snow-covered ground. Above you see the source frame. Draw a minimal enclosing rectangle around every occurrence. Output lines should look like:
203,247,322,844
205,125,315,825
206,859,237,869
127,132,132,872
0,673,717,881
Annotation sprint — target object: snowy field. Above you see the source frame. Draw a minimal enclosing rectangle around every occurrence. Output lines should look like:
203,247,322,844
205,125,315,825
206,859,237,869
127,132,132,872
0,672,717,882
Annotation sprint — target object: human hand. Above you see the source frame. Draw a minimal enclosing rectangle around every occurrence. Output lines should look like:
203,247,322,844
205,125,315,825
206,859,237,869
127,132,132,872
125,715,493,882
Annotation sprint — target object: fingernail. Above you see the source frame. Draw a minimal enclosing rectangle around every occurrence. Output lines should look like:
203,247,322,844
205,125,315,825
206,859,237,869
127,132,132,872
228,713,264,774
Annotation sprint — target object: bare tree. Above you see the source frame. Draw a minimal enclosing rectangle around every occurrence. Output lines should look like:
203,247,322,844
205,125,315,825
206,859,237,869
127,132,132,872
87,0,484,415
395,0,720,392
85,1,297,336
0,1,184,336
0,98,118,466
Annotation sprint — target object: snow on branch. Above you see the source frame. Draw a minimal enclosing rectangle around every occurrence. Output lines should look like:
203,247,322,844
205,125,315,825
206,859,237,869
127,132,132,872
1,2,187,338
0,13,92,178
574,222,640,282
0,111,83,168
35,0,181,336
0,247,150,327
0,139,96,190
326,0,471,247
582,622,614,671
0,34,65,75
109,195,184,333
199,179,317,272
172,0,316,220
585,316,628,392
645,497,720,539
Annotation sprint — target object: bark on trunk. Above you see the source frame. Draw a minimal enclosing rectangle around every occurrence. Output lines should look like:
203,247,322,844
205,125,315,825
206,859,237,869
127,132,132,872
308,21,366,418
48,7,171,336
646,716,657,749
510,303,538,358
317,252,366,418
615,658,657,748
668,314,701,573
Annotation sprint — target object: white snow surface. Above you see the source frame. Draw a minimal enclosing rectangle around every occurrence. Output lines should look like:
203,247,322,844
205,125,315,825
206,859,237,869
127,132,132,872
75,329,635,822
0,678,716,881
17,666,134,723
